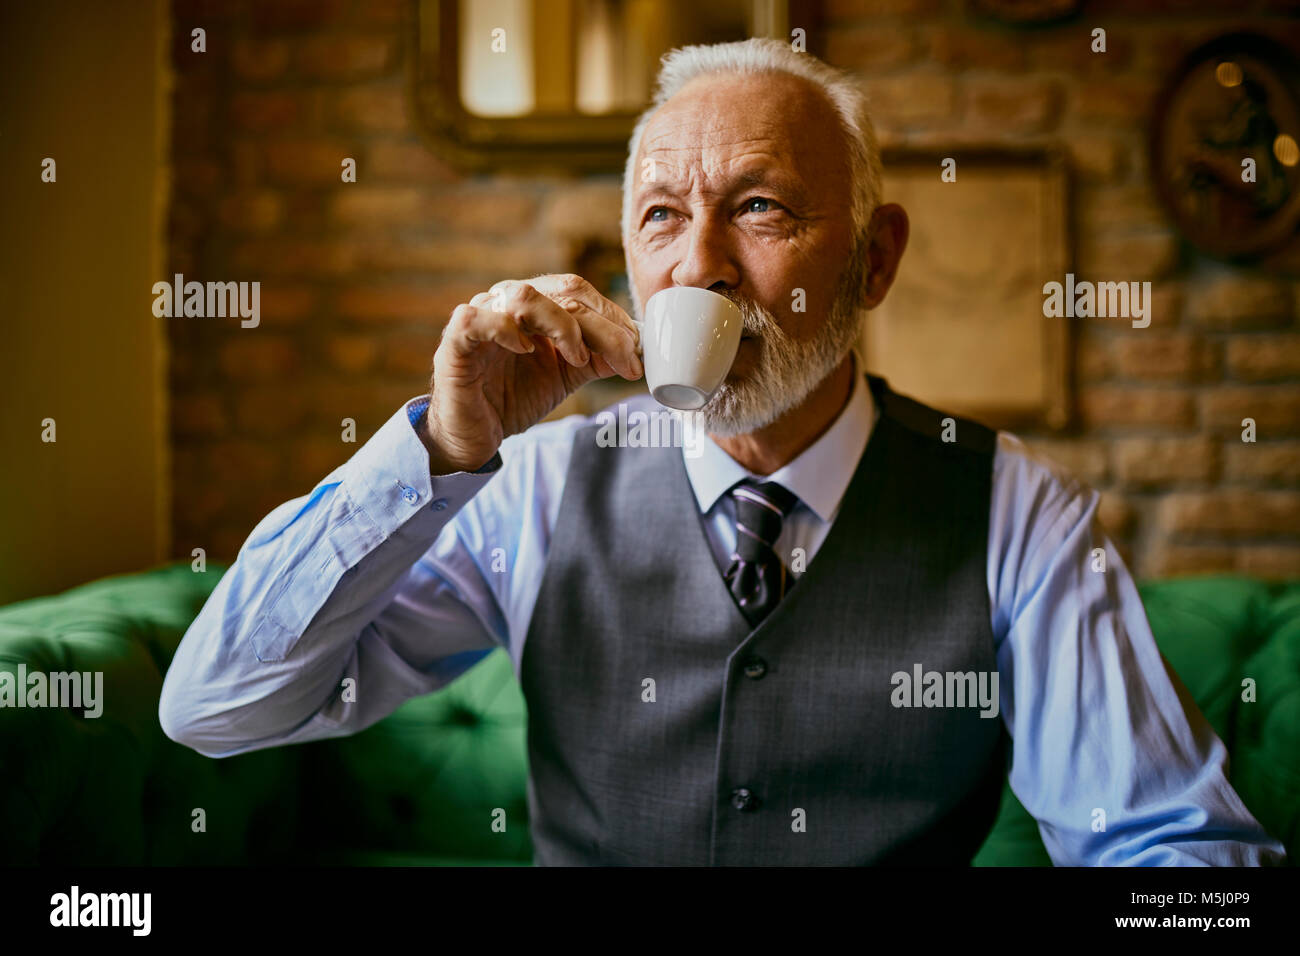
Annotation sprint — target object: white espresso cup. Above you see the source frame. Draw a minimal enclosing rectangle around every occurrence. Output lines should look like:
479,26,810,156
632,286,745,410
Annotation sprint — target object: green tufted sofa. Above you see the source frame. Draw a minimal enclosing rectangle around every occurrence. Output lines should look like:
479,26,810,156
0,562,1295,865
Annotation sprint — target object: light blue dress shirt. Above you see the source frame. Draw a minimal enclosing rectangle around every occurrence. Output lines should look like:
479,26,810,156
160,351,1287,866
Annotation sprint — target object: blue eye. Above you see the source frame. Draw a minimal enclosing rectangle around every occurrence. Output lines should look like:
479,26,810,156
745,197,773,213
648,207,669,222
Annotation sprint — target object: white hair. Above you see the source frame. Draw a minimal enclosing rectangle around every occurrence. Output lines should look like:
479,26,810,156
620,37,883,246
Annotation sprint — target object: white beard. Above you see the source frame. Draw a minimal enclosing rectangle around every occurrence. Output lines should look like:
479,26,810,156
677,259,868,438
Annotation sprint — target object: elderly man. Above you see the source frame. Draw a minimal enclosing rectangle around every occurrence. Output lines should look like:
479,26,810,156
160,39,1285,866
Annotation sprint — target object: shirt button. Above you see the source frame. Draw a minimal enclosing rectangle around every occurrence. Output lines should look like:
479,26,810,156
431,498,448,511
402,487,419,505
730,787,757,811
742,657,767,680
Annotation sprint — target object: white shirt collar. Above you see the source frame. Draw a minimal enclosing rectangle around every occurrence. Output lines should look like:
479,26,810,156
683,351,877,524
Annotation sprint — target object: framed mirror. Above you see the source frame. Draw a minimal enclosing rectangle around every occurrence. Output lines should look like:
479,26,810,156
413,0,807,172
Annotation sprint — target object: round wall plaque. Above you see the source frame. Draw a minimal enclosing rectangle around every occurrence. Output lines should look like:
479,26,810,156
1150,32,1300,261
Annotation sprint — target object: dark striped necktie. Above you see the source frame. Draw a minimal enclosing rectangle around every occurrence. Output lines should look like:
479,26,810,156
724,479,800,626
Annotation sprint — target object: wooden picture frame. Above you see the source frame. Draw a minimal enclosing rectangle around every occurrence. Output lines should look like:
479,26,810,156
863,147,1072,430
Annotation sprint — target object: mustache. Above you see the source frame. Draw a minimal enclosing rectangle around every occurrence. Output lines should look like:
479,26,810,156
714,289,778,336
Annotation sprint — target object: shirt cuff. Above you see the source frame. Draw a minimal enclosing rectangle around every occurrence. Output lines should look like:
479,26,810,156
405,396,503,475
340,396,503,532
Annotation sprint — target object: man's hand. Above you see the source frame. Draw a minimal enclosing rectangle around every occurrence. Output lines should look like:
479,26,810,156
421,273,643,474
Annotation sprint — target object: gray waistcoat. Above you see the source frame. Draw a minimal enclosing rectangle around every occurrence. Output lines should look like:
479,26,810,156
520,372,1009,865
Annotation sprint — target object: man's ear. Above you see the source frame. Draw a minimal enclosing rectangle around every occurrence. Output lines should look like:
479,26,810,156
860,203,909,310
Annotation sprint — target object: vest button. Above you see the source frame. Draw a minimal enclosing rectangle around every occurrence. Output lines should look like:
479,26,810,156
730,787,757,811
742,657,767,679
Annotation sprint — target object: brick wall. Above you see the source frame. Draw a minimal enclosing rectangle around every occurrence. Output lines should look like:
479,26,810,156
168,0,1300,577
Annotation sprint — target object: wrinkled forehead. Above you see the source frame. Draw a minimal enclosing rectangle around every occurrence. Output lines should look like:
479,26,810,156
634,72,849,192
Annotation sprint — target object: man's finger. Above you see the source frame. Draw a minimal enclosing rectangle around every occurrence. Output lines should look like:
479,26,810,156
488,281,590,367
548,294,642,381
486,279,642,378
518,274,640,347
446,303,534,356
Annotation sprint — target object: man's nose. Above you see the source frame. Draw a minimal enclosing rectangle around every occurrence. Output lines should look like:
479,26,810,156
670,215,740,291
